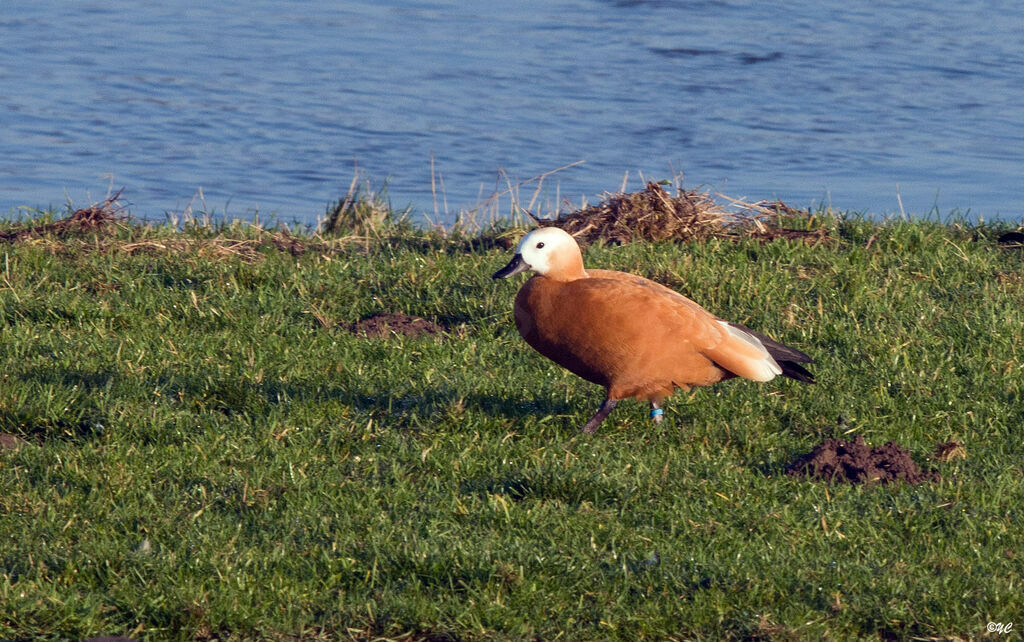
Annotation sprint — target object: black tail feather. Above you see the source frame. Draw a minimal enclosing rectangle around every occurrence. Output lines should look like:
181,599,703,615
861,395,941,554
728,322,816,384
778,360,815,384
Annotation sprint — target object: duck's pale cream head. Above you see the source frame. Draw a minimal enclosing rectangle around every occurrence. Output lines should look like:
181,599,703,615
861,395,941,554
492,227,586,281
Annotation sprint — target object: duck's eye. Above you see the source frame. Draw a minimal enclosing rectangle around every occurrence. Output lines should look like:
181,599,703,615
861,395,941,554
536,242,545,249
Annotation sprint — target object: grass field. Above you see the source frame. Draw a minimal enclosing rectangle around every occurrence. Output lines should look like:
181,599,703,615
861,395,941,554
0,203,1022,640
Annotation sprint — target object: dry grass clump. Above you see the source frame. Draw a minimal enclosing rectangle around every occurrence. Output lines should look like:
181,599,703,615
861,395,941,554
116,237,277,263
732,199,836,246
146,228,328,260
0,190,128,243
1,180,833,261
933,440,967,462
321,176,411,236
542,182,733,245
0,189,344,262
52,228,338,264
534,183,833,247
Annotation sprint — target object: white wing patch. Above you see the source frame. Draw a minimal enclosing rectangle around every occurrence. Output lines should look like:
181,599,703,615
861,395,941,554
717,320,782,381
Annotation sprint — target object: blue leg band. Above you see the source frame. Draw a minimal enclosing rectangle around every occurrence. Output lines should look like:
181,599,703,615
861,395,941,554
649,408,664,418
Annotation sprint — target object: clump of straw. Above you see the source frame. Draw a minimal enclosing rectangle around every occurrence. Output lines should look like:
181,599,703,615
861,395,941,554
541,182,734,245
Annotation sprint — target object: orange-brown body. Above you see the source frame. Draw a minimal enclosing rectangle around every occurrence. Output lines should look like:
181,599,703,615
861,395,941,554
514,271,731,403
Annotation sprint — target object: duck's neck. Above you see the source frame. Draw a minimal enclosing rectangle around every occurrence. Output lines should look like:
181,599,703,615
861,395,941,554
545,252,588,282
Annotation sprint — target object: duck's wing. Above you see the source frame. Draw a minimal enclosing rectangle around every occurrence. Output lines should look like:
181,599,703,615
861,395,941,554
588,269,811,382
586,269,712,315
561,275,782,383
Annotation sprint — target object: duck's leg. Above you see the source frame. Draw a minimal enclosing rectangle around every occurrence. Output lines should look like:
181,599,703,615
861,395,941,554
649,401,664,425
581,398,618,434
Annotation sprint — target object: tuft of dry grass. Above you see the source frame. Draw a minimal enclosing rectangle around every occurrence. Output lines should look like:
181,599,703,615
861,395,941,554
728,198,837,246
0,182,835,263
933,441,967,462
42,228,353,263
532,182,834,246
321,175,410,236
0,190,128,243
541,182,733,245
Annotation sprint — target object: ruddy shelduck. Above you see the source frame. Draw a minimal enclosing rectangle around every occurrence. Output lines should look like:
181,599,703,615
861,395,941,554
493,226,814,433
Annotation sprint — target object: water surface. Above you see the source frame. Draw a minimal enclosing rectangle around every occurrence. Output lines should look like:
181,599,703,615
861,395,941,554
2,0,1021,223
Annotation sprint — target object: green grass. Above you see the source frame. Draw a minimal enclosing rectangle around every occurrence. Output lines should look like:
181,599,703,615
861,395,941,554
0,210,1022,640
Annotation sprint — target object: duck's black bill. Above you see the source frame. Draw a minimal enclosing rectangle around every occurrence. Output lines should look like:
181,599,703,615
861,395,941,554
492,254,530,279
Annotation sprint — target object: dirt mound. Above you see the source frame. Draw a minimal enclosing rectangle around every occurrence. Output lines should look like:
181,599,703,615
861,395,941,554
786,436,939,485
0,433,29,450
350,313,444,338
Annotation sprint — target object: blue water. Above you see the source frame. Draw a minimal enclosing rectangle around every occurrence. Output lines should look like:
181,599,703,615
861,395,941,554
2,0,1022,224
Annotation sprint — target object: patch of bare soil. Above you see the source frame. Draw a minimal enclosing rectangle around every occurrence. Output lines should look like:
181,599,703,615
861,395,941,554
349,313,445,338
0,433,29,450
786,436,939,485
